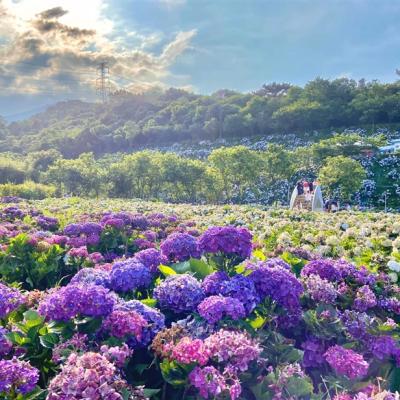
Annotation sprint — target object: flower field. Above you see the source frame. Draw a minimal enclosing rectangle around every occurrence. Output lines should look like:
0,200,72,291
0,197,400,399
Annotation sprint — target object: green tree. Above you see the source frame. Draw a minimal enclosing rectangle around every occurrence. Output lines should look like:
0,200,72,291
318,156,366,201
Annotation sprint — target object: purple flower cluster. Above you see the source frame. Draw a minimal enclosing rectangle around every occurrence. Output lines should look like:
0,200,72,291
52,333,88,364
47,352,122,400
301,259,342,282
102,309,147,340
38,283,116,321
160,232,200,262
248,262,303,320
110,258,152,292
36,215,59,231
154,274,205,313
201,271,229,296
0,283,25,319
197,295,246,324
189,366,228,399
116,300,165,347
0,357,39,395
134,248,167,274
0,327,12,356
100,344,133,367
303,274,338,303
198,226,253,259
324,345,369,379
220,274,260,314
301,337,327,368
353,285,377,312
204,329,261,372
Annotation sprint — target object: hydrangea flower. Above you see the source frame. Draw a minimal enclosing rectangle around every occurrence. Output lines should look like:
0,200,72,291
220,274,260,314
204,329,261,372
134,248,167,274
70,267,111,287
0,327,12,356
198,226,253,260
301,337,327,368
248,262,303,319
38,283,116,321
160,232,200,262
201,271,229,296
52,333,88,364
47,352,123,400
0,357,39,395
197,295,246,324
154,274,204,313
102,309,147,341
0,283,25,319
353,285,377,312
303,274,338,303
324,345,369,379
171,337,209,366
189,366,227,399
100,344,133,368
110,258,152,292
116,300,165,347
301,259,342,282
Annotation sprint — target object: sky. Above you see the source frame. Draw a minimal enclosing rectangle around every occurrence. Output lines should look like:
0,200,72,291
1,0,400,119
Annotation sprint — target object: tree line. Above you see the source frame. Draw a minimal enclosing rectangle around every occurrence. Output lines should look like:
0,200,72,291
2,78,400,157
0,134,385,205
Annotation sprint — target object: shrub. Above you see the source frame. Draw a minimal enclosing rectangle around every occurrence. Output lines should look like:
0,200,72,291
0,181,57,200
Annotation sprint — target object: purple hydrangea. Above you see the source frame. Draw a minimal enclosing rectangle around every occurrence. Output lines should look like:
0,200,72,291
0,357,39,395
63,223,82,236
36,215,59,231
367,335,398,360
189,366,227,399
47,352,122,400
301,259,342,282
154,274,205,313
104,218,125,229
102,309,147,340
340,310,372,342
80,222,103,236
201,271,229,296
110,259,152,292
38,283,116,321
0,327,12,356
248,262,303,316
71,267,111,287
303,274,338,303
116,300,165,347
353,285,377,312
160,232,200,262
324,345,369,379
134,248,167,274
220,274,260,314
263,257,291,270
197,295,246,324
204,329,261,372
100,344,133,368
198,226,253,260
130,214,149,230
0,283,25,319
301,337,327,368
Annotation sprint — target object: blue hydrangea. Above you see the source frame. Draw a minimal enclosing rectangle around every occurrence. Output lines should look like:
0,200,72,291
110,259,152,292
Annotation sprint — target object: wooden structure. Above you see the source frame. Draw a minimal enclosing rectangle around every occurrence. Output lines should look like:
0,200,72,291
289,185,324,211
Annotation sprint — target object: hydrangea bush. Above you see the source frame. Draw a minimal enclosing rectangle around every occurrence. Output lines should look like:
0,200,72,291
0,199,399,399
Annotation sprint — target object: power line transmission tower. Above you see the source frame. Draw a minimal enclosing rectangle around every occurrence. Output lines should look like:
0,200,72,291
96,62,110,103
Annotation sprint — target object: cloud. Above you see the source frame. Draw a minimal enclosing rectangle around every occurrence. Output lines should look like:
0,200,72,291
37,6,68,20
0,1,197,97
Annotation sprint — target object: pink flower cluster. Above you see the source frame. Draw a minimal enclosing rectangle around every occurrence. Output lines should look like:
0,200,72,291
102,309,147,340
171,337,209,366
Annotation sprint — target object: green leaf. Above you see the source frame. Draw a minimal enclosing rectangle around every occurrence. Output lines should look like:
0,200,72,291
39,333,59,348
189,258,214,278
159,264,177,277
142,389,161,398
248,315,266,329
141,298,157,307
252,249,266,261
172,261,191,274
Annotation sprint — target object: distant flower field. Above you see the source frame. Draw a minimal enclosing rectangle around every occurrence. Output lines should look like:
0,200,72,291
0,197,400,399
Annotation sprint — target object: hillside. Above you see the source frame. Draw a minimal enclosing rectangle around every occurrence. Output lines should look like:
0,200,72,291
2,78,400,157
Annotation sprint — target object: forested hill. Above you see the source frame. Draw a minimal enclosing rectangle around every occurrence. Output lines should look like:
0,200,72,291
2,78,400,157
